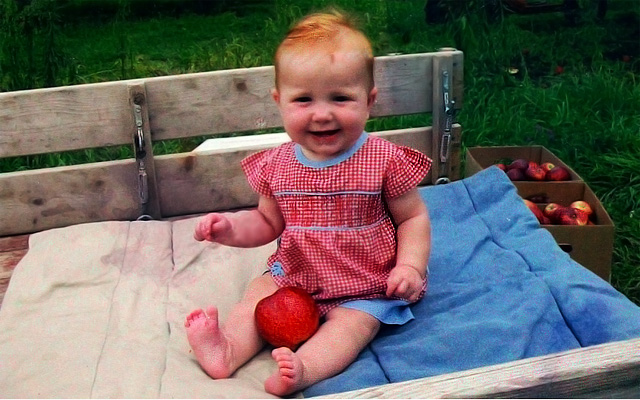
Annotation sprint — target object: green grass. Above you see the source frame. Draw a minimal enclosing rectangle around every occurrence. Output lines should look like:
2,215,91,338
1,0,639,304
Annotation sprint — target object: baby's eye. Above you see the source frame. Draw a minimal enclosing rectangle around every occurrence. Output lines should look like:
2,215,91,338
333,95,351,102
294,96,312,103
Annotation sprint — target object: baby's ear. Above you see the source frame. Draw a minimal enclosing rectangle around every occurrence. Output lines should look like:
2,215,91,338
367,87,378,108
271,88,280,103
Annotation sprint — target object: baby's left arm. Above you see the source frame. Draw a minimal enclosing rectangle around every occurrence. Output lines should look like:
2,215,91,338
385,188,432,302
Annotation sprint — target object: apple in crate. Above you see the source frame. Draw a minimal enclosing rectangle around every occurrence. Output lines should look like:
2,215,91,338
507,158,529,172
557,207,589,225
570,200,593,217
525,164,547,181
544,203,563,222
507,168,526,181
540,162,555,172
546,166,571,181
255,286,320,350
523,199,545,223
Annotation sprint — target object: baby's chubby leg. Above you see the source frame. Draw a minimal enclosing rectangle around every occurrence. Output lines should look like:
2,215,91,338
264,307,381,396
185,274,279,379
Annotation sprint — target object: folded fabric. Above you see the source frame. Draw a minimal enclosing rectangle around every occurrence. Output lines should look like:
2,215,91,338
303,167,640,396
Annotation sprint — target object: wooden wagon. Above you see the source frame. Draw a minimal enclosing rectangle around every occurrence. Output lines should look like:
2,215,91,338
1,49,639,398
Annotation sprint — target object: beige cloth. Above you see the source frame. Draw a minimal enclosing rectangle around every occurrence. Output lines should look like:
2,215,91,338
0,218,284,398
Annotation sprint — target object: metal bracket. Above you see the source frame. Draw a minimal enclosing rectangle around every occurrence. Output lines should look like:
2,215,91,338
132,103,149,206
129,84,160,221
440,70,455,165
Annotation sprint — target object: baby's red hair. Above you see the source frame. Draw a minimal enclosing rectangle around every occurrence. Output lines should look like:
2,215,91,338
274,10,374,90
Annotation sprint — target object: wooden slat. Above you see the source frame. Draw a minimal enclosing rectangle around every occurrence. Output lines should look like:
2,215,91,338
319,337,640,399
144,51,464,141
154,128,434,217
0,51,463,158
0,160,141,236
0,80,135,158
0,249,27,308
0,234,30,308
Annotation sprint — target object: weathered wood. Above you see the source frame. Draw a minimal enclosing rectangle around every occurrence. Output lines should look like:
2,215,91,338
0,160,141,236
0,235,30,308
140,52,464,141
0,81,136,158
0,234,29,253
0,249,27,308
155,127,434,217
319,337,640,399
0,51,463,159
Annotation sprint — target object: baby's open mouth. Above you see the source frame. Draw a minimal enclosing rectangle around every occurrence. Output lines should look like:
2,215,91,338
310,129,339,137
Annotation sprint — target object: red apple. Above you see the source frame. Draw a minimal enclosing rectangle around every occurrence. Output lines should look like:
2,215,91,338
540,162,555,172
494,163,507,172
523,199,544,223
557,207,589,225
544,203,563,221
525,165,547,181
507,168,525,181
570,200,593,217
554,65,564,75
507,158,529,171
546,166,571,181
255,286,320,350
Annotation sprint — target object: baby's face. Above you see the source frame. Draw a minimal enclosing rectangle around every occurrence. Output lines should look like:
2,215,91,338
273,48,376,162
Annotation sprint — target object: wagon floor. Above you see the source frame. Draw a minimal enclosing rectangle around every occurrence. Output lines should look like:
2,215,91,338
0,234,29,308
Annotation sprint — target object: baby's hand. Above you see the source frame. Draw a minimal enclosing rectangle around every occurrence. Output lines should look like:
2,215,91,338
386,264,424,303
194,213,232,242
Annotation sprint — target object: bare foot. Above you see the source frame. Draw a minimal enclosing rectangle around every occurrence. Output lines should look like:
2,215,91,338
264,347,306,396
185,306,234,379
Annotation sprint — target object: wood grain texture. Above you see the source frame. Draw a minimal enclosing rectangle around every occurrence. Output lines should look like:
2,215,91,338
318,337,640,399
0,81,135,158
0,160,141,236
0,51,463,158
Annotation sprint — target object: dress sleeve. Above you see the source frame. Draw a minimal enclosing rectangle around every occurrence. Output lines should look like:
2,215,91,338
241,149,275,198
383,145,432,198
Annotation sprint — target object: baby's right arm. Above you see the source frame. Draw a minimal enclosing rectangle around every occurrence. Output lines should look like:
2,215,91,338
194,195,284,248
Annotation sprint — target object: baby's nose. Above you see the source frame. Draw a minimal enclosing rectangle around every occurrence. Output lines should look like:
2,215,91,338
311,104,332,121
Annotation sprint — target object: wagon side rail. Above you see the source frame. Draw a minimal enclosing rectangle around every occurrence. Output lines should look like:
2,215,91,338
0,49,464,237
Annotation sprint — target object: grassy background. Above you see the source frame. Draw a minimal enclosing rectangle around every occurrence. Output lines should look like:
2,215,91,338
1,0,639,304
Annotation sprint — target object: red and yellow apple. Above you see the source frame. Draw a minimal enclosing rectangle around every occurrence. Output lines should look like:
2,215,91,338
570,200,593,217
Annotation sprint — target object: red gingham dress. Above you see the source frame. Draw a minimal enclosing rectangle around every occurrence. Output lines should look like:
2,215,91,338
241,132,432,316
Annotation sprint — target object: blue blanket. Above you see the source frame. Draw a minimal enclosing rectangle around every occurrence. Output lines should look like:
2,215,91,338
304,166,640,397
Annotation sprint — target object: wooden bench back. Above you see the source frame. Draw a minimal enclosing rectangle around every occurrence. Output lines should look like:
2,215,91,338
0,50,463,237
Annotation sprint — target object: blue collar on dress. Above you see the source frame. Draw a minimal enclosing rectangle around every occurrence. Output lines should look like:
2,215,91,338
294,131,368,169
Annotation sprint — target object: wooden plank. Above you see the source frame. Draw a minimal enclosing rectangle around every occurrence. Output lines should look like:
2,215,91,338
0,249,27,308
144,52,464,141
0,51,463,159
0,235,30,308
0,234,29,253
0,80,136,158
319,337,640,399
155,128,435,218
0,160,141,236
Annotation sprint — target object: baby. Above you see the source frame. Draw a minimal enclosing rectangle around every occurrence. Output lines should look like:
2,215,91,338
185,10,432,396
